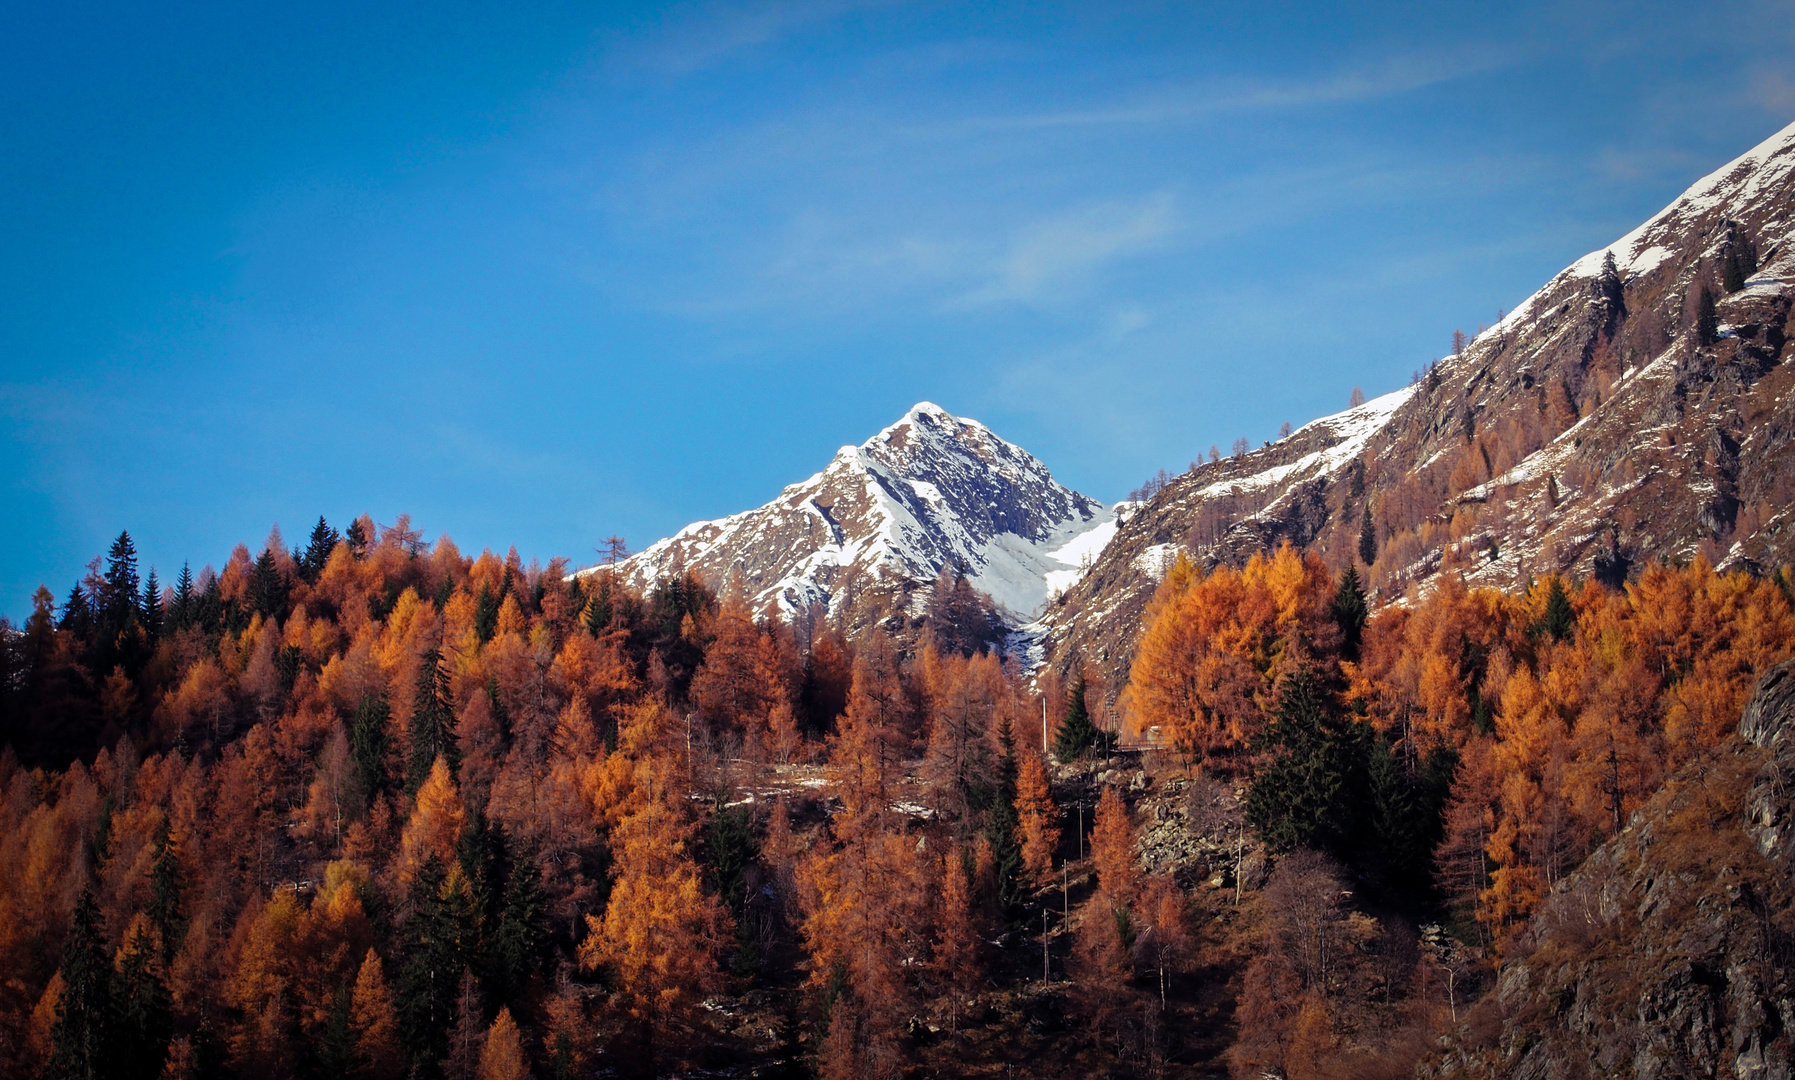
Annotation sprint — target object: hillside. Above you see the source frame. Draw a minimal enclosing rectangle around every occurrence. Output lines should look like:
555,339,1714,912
1425,660,1795,1079
1036,119,1795,691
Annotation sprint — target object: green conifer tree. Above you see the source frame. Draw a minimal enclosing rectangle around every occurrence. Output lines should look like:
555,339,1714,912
138,570,163,644
351,693,394,804
985,714,1025,920
1053,671,1100,762
1364,738,1457,897
474,584,500,644
146,816,184,962
493,839,547,1007
583,577,613,637
1539,576,1575,643
316,985,357,1078
406,651,457,796
169,564,195,633
1358,504,1378,567
251,547,289,621
111,922,172,1080
46,890,112,1080
1332,564,1368,661
396,858,459,1073
301,516,340,582
1244,668,1369,859
345,518,370,558
1696,284,1719,345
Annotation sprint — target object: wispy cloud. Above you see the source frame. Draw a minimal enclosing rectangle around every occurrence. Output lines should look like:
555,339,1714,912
1747,69,1795,115
940,48,1522,134
956,190,1180,307
608,0,894,76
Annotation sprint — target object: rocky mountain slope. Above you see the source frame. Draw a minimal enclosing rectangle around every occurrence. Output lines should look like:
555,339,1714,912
1035,119,1795,689
584,402,1119,636
1427,660,1795,1080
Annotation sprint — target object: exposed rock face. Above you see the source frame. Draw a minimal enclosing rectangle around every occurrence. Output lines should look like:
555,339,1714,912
1431,662,1795,1080
584,403,1117,639
1036,120,1795,690
1744,660,1795,875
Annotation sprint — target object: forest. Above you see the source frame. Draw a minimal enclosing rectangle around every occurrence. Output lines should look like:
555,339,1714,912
0,516,1791,1079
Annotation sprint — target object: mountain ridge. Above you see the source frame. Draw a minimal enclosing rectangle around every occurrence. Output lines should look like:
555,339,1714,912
1035,117,1795,691
582,401,1120,640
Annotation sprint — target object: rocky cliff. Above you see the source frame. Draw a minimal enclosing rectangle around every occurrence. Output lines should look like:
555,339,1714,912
1430,660,1795,1080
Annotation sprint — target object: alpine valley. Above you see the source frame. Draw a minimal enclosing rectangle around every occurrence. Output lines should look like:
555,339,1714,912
6,121,1795,1080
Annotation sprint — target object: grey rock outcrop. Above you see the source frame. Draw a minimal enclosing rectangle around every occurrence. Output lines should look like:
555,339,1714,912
1430,661,1795,1080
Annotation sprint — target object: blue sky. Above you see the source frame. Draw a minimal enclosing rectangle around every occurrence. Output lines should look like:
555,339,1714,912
4,1,1793,615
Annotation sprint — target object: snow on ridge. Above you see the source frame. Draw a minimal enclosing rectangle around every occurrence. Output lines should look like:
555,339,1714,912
578,401,1121,624
1189,384,1415,501
1566,118,1795,282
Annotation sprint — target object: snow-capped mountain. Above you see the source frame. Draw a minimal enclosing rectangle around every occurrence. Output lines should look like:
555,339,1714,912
1037,118,1795,689
584,403,1120,631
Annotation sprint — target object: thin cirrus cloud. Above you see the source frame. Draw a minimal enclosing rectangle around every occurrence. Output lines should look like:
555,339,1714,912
603,0,898,76
952,189,1181,308
568,47,1513,321
939,47,1525,134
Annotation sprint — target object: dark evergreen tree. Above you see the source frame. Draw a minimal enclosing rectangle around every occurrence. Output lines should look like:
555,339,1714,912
485,675,511,743
1358,504,1378,567
146,816,185,962
251,547,289,621
1244,668,1369,860
1592,527,1632,589
346,518,370,558
351,693,394,803
103,532,141,629
474,584,500,644
138,570,163,644
583,576,613,636
396,857,467,1075
300,516,340,583
1538,576,1576,643
316,985,358,1078
97,531,146,675
492,840,547,1007
1053,670,1100,762
1695,284,1718,345
61,582,95,642
985,714,1025,921
704,805,757,916
456,810,503,967
1332,564,1368,662
111,923,173,1080
703,804,761,975
46,890,112,1080
1723,249,1746,293
1363,737,1456,899
406,650,457,796
200,569,236,636
169,564,195,633
277,645,303,694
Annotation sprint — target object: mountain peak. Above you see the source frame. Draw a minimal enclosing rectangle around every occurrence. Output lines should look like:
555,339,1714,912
586,402,1118,636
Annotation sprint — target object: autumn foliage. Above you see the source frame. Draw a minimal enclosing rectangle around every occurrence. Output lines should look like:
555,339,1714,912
0,517,1789,1079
